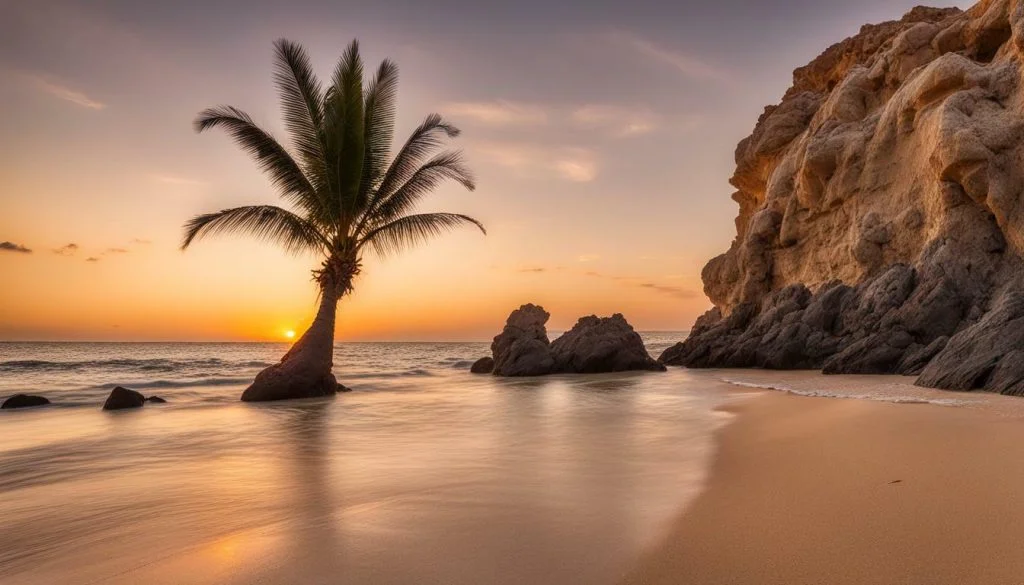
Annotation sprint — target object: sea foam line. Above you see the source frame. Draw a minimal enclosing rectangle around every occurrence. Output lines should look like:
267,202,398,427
719,378,972,407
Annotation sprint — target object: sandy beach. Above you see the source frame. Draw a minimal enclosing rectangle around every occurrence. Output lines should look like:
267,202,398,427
622,390,1024,585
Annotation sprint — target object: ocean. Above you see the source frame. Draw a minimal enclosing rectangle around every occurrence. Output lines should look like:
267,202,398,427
0,334,745,585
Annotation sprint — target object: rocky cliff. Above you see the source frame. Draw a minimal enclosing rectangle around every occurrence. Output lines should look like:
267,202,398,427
662,0,1024,394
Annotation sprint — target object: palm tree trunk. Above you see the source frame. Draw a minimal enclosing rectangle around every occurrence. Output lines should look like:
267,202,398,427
241,288,344,402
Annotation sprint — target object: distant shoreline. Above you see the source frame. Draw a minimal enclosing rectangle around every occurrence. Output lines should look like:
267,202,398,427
0,333,694,344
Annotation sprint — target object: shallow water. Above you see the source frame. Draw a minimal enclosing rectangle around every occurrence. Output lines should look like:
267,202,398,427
0,335,744,585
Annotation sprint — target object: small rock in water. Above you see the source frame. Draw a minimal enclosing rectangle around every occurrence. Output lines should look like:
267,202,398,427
337,383,353,393
470,357,494,374
146,396,167,404
1,394,51,409
103,386,146,410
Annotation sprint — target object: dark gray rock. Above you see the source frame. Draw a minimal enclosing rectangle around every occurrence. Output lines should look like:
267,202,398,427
660,263,973,377
897,337,949,376
470,357,494,374
550,314,666,374
491,304,556,377
917,292,1024,395
103,386,146,410
822,331,912,375
145,396,167,404
1,394,50,409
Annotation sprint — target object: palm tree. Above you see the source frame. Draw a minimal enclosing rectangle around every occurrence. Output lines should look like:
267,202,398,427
182,39,484,402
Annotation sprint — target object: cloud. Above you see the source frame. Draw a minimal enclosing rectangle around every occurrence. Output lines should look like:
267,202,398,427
104,248,129,254
638,283,700,299
580,268,699,299
554,155,598,182
85,257,100,263
610,30,734,84
571,105,658,137
477,142,598,183
443,101,548,126
0,241,32,254
53,243,79,256
150,174,207,187
517,267,549,273
577,254,601,263
130,238,152,245
29,75,106,110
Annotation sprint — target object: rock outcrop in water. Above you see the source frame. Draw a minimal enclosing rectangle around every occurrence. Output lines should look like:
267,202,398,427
491,304,556,376
489,304,664,376
103,386,147,410
1,394,50,409
551,315,667,373
470,357,495,374
661,0,1024,395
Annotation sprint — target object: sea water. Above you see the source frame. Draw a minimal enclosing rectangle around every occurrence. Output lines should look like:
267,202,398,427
0,335,745,585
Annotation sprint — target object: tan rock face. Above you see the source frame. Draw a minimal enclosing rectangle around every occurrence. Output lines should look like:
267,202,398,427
707,0,1024,314
666,1,1024,394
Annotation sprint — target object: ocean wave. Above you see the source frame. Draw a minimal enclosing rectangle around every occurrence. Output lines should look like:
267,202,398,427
87,377,252,390
343,368,435,380
0,358,274,373
720,378,971,407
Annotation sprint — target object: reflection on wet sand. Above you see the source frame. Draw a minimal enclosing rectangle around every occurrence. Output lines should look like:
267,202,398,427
1,369,728,585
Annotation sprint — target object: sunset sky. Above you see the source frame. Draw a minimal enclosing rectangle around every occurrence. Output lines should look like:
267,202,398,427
0,0,969,341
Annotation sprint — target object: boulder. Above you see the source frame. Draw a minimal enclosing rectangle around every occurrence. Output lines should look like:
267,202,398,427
470,357,495,374
145,396,167,404
102,386,146,410
551,314,666,373
1,394,50,409
491,304,556,377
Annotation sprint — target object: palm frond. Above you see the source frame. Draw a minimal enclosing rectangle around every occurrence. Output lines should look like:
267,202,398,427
193,106,322,220
359,212,485,258
360,59,399,200
373,114,460,203
181,205,328,254
272,39,328,195
324,40,366,225
360,150,475,234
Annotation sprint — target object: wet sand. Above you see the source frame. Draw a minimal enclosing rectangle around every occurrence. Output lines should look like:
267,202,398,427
621,390,1024,585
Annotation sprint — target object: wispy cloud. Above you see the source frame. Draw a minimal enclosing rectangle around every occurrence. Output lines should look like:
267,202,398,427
637,283,700,299
572,105,658,137
553,155,598,182
130,238,152,245
53,243,79,256
518,267,550,273
582,269,699,299
610,30,734,84
1,241,32,253
104,248,129,254
477,142,598,183
150,174,207,187
85,257,100,263
577,254,601,263
29,75,106,110
442,100,548,126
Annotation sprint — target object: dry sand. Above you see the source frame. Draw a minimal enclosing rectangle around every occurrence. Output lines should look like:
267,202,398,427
620,391,1024,585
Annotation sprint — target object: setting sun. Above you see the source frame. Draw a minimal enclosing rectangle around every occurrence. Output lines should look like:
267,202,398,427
284,330,296,339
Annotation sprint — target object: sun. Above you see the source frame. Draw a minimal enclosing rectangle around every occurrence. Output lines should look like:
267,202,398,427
284,330,296,340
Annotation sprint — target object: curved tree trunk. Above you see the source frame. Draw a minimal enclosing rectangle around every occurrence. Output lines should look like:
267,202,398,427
241,288,344,402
